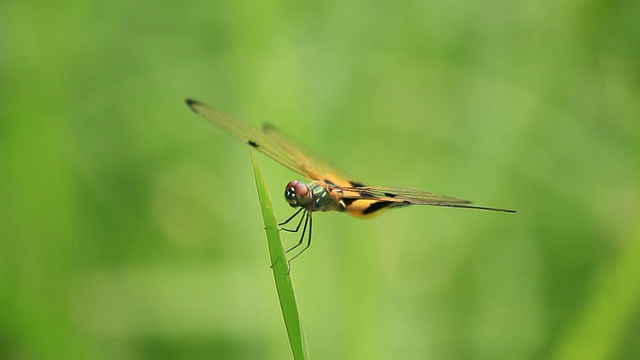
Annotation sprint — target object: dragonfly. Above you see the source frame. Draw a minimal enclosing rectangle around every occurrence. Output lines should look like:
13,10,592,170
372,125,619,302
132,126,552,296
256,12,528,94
185,99,516,263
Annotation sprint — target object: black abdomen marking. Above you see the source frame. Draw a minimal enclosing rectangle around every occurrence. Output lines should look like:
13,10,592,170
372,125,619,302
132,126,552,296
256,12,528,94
248,140,259,148
342,198,357,206
362,201,394,215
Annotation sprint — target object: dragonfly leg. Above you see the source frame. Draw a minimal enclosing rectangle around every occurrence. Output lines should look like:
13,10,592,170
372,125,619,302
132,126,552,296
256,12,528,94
278,208,304,231
287,212,313,267
285,212,309,254
279,208,305,233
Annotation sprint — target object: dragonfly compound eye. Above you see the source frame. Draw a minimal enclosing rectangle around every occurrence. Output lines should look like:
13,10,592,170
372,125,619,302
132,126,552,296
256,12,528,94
284,180,311,207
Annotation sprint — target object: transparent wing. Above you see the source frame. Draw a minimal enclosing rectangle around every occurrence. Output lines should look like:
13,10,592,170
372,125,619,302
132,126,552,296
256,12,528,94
187,99,353,182
262,123,360,187
337,186,516,212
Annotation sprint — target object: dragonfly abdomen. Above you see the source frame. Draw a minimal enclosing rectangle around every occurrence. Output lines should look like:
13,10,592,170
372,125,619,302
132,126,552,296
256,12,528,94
343,198,409,219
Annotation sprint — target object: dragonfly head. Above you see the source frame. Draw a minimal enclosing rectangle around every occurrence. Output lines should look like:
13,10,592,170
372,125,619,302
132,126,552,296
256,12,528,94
284,180,312,208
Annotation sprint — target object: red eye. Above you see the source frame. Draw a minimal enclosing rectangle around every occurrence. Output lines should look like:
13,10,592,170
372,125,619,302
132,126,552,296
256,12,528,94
284,180,311,208
286,180,300,190
286,180,308,197
293,182,308,197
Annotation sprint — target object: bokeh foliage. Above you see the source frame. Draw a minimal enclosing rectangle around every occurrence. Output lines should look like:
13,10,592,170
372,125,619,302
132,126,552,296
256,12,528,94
1,0,639,359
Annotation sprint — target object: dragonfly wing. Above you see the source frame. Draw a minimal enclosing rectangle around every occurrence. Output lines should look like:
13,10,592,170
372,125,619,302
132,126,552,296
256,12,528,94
186,99,325,180
262,122,362,187
337,186,516,216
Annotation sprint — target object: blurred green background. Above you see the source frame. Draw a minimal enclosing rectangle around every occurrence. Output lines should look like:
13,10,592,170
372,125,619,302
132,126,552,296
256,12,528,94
1,0,639,359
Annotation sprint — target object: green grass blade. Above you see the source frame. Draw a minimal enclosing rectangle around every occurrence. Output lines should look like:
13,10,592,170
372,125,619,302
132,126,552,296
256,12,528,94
250,151,309,360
